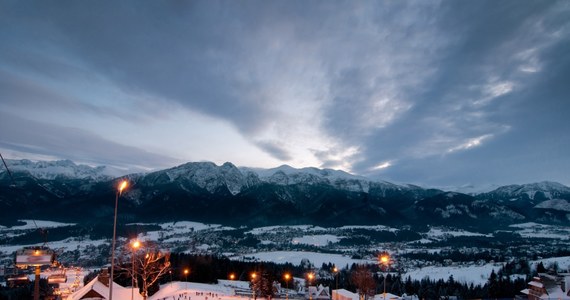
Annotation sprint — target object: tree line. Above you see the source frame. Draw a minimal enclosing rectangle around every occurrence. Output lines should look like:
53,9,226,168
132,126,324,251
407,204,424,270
100,254,538,299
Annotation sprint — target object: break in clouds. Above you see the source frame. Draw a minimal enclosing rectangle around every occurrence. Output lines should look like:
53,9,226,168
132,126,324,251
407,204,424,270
0,0,569,186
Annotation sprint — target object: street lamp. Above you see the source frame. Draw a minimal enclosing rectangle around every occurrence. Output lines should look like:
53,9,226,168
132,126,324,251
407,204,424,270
229,273,236,280
109,179,128,300
184,268,189,289
131,239,140,300
307,272,315,300
251,272,257,299
379,253,390,300
332,266,338,300
284,273,291,300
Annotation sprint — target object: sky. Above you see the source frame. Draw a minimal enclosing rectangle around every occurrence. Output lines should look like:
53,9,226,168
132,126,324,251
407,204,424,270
1,0,569,187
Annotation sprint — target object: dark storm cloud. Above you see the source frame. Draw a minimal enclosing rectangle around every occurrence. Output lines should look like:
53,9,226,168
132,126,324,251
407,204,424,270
351,0,570,185
1,0,569,186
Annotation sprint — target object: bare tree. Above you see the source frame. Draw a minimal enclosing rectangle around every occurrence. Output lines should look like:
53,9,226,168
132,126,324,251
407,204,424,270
350,265,376,300
117,240,171,300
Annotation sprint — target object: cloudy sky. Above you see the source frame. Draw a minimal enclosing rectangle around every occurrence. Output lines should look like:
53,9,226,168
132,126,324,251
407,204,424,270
1,0,569,187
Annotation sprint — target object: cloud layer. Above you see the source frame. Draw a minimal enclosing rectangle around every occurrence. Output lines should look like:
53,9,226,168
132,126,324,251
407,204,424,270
1,0,569,186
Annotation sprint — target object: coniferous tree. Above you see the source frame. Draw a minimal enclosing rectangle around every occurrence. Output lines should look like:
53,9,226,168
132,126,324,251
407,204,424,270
487,269,499,299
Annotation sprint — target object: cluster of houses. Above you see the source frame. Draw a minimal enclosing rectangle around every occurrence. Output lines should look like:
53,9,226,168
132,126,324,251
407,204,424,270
519,273,570,300
64,271,418,300
43,269,570,300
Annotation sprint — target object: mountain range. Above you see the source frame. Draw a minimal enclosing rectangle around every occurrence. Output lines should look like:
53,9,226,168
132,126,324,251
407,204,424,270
1,159,569,231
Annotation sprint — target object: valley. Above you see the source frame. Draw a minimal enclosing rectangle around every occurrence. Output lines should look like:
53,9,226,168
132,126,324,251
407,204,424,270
1,219,569,287
1,160,570,298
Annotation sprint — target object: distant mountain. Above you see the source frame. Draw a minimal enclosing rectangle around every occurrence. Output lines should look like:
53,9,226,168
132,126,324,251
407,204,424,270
1,159,569,229
478,181,570,202
2,159,129,181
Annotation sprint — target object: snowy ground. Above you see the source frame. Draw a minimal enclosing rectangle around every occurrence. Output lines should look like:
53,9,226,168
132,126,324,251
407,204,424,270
509,222,570,240
0,220,76,231
230,251,373,268
292,235,340,246
402,263,504,286
425,227,493,240
2,219,570,289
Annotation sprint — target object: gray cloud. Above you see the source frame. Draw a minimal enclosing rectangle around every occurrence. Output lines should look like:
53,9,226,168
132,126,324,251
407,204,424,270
254,141,292,162
1,1,569,186
353,0,570,185
0,112,180,170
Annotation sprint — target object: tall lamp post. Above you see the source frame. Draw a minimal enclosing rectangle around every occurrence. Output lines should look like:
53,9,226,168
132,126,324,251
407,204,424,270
251,272,257,300
184,268,189,289
131,240,141,300
109,180,128,300
379,253,390,300
332,266,338,300
284,273,290,300
307,272,314,300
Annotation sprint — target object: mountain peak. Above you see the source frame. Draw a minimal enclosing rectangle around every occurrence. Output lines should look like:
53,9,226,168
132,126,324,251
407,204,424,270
482,181,570,201
1,159,115,181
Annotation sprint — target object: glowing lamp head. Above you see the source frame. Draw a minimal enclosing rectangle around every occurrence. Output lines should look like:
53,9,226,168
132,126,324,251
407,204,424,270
184,269,189,275
132,240,140,249
284,273,290,280
308,273,314,281
251,272,257,279
229,273,235,280
380,254,390,264
333,267,338,273
118,180,128,194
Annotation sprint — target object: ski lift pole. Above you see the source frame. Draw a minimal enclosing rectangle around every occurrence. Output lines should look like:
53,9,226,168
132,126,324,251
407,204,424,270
34,266,40,300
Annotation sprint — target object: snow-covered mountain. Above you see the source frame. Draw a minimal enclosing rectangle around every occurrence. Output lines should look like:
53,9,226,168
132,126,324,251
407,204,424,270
479,181,570,201
534,199,570,212
4,159,567,199
142,161,258,195
1,159,127,181
241,165,375,193
1,158,569,228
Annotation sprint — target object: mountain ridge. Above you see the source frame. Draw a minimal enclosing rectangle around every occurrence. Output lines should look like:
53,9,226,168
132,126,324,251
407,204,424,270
3,159,568,195
1,159,569,229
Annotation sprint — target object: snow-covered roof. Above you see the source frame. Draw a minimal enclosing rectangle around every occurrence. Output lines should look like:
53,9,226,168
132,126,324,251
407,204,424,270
529,280,544,288
332,289,358,300
374,293,401,300
66,275,143,300
308,284,330,298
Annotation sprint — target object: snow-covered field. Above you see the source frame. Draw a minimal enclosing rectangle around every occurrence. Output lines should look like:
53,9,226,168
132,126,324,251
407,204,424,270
0,220,76,231
2,219,570,288
403,263,503,286
292,235,340,246
509,222,570,240
246,225,326,235
426,227,493,240
231,251,373,268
